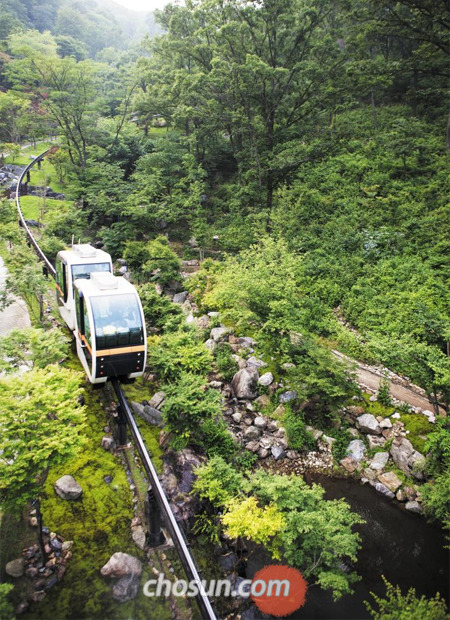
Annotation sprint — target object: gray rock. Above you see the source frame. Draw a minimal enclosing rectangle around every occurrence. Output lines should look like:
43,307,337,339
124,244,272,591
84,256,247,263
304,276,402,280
218,553,237,572
149,391,166,409
6,558,24,577
279,391,297,403
246,441,260,453
231,412,243,423
306,426,323,440
101,436,116,451
131,526,146,551
100,553,143,578
346,405,366,418
367,434,386,450
254,416,267,430
112,574,140,602
390,437,426,479
204,339,217,352
377,471,402,492
340,457,358,473
247,356,267,369
356,413,381,435
405,500,422,514
258,372,273,386
210,327,230,342
54,475,83,500
118,266,127,275
346,439,366,462
258,448,270,459
380,418,393,429
271,445,286,460
231,367,259,399
369,452,389,470
244,426,262,441
131,402,163,426
374,482,395,499
238,337,256,348
322,435,336,447
260,436,274,449
391,412,401,419
348,428,360,438
286,450,298,460
173,291,189,304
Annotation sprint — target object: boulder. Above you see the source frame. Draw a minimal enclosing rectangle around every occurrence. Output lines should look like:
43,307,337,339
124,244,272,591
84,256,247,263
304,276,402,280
405,500,422,514
322,435,336,447
258,372,274,386
231,412,242,424
380,418,393,429
367,434,386,450
279,391,297,404
390,437,426,479
231,367,259,399
374,482,395,499
244,426,262,441
253,416,267,430
271,445,286,460
369,452,389,470
210,327,230,342
54,475,82,500
377,471,402,492
246,441,260,453
258,448,270,459
149,391,166,409
204,339,217,352
131,402,163,426
112,574,140,602
356,413,381,435
100,553,142,578
131,526,146,551
173,291,189,304
340,457,358,473
346,440,366,462
346,406,365,418
6,558,24,578
247,356,267,369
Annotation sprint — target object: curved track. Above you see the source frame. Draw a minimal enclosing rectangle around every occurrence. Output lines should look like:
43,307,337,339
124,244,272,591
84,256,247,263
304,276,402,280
14,149,216,620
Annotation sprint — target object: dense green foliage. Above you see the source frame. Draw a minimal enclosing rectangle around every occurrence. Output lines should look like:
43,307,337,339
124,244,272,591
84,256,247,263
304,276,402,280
365,577,449,620
194,457,364,599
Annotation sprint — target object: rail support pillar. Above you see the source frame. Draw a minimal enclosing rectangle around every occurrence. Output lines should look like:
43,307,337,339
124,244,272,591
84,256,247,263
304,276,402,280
26,171,31,183
117,404,127,446
145,485,165,547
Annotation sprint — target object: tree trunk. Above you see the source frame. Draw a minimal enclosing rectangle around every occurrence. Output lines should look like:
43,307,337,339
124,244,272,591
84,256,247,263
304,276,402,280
35,498,46,567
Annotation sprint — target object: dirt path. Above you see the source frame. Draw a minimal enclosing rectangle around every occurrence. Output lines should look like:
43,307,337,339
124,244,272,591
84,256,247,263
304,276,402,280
333,350,444,414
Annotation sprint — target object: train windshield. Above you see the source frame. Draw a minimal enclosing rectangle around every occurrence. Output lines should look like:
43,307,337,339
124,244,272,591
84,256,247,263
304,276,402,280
91,294,144,349
72,263,111,280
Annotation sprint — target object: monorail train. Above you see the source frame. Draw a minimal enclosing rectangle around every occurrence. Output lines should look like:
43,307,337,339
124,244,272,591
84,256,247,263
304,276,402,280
55,244,147,383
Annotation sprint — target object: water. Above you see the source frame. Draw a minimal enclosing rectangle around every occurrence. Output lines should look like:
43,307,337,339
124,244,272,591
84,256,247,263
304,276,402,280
247,475,449,619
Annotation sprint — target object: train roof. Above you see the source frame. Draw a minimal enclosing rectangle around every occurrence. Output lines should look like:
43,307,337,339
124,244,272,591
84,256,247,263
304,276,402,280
74,272,137,297
58,244,112,265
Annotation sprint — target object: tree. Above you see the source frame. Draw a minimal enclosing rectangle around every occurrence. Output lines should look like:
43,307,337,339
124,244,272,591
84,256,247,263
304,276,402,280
0,365,87,565
0,327,69,374
365,576,449,620
194,459,364,599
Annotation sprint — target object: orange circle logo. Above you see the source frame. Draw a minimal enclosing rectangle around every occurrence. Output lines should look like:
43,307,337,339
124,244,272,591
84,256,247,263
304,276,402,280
251,564,307,617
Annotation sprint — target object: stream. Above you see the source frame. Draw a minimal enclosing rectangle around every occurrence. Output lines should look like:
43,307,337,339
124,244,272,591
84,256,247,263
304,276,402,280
246,475,448,619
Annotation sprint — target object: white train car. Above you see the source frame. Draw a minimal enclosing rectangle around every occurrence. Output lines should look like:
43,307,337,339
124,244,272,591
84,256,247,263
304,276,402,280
73,271,147,383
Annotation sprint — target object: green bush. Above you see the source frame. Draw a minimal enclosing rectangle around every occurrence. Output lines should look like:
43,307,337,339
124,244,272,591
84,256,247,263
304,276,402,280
147,329,213,381
284,409,315,451
162,372,222,451
137,283,184,332
214,343,238,382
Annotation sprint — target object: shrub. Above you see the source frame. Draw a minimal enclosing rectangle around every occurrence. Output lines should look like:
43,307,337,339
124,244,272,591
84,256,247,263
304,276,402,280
162,372,221,451
137,284,184,332
147,329,212,381
214,343,238,382
284,409,315,451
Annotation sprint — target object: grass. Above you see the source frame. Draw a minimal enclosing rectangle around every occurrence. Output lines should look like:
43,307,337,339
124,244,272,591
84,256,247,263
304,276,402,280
4,142,56,166
399,413,433,454
19,195,71,221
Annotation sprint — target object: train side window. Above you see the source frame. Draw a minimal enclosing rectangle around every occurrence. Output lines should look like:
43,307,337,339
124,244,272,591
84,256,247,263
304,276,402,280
76,292,85,335
84,303,91,345
56,260,68,302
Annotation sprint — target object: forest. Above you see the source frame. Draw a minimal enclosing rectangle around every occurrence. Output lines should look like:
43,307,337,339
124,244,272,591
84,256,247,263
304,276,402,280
0,0,449,618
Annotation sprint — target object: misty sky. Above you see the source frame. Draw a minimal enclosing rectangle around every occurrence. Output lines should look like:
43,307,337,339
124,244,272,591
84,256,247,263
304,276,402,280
113,0,175,11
